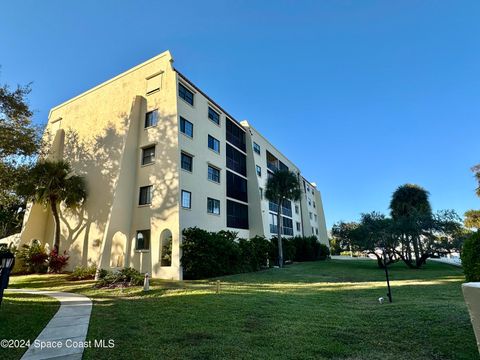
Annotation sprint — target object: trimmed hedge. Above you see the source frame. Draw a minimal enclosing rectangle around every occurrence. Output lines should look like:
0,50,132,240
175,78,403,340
462,231,480,282
181,227,330,279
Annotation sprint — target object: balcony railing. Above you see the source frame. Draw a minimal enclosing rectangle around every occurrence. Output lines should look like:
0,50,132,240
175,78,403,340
269,202,293,218
267,162,278,172
269,224,294,236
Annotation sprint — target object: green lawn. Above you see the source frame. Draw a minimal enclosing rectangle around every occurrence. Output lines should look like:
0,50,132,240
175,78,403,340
0,293,59,359
6,260,479,359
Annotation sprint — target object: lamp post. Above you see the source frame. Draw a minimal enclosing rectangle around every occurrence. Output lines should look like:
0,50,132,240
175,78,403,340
382,243,392,303
0,250,15,308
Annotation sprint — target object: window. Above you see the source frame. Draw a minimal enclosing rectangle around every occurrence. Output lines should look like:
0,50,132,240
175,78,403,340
259,187,263,199
256,165,262,177
253,142,260,155
309,212,312,220
279,161,288,171
313,201,316,208
208,107,220,125
181,190,191,209
312,227,315,234
314,214,318,221
139,185,152,205
208,135,220,153
315,228,319,235
295,205,299,214
208,165,220,183
226,144,247,176
308,199,311,206
181,152,193,172
283,217,293,236
145,110,158,128
227,171,248,202
207,197,220,215
226,118,246,151
227,200,249,229
136,230,150,251
180,117,193,137
296,222,301,231
146,73,162,94
142,146,155,165
179,83,194,105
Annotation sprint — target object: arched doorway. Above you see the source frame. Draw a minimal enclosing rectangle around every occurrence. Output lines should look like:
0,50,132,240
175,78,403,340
159,229,172,267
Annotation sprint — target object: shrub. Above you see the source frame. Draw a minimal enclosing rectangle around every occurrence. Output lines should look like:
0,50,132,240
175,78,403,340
96,267,144,288
318,243,330,260
48,249,69,273
238,236,272,272
17,240,48,273
181,227,240,279
462,231,480,282
269,237,296,265
70,265,97,280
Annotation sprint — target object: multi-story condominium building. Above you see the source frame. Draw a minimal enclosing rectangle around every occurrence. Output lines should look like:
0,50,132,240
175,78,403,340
18,51,328,279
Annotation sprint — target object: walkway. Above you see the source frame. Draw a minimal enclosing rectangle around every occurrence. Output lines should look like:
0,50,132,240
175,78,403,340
7,289,92,360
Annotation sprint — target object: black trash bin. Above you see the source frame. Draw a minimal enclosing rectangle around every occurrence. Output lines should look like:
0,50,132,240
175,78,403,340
0,251,15,307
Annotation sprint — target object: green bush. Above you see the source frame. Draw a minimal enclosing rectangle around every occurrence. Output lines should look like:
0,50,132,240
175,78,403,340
70,265,97,280
96,267,144,288
181,228,241,279
462,231,480,282
17,240,48,274
181,227,330,279
318,243,330,260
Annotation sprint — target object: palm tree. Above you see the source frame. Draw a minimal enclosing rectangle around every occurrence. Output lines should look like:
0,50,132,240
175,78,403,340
265,169,301,267
18,160,87,252
390,184,432,267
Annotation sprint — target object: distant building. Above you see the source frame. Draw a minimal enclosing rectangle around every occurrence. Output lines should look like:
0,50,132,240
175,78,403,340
19,51,328,279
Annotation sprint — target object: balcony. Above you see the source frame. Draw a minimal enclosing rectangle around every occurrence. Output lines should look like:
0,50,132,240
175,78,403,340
267,162,278,172
269,224,294,236
269,202,292,218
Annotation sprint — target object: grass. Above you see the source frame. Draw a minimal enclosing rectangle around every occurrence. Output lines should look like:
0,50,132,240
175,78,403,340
0,292,59,359
5,260,479,360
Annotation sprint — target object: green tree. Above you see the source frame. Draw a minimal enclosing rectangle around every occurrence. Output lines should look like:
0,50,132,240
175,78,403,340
464,210,480,229
265,170,301,267
18,160,87,252
0,81,40,236
331,221,359,256
390,184,433,268
355,212,399,268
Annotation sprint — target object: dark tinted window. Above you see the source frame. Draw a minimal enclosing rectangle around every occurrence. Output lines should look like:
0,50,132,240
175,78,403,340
207,197,220,215
226,118,246,151
227,171,248,202
208,107,220,125
227,200,249,229
226,144,246,176
142,146,155,165
208,165,220,183
181,153,193,172
145,110,158,128
179,83,194,105
139,185,152,205
180,117,193,137
208,135,220,153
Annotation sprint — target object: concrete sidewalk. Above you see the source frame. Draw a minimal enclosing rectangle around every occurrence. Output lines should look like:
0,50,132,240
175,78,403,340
7,289,92,360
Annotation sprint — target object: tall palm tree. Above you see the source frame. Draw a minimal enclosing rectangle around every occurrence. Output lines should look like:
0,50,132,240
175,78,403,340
18,160,87,252
265,169,301,268
390,184,432,266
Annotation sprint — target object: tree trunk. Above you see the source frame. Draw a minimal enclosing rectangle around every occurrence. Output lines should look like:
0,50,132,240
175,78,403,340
277,200,283,268
50,198,61,253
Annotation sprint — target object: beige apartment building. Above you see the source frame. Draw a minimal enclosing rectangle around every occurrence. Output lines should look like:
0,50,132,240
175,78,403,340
18,50,328,279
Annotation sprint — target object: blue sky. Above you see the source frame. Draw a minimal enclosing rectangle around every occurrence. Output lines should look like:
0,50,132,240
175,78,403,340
1,1,479,229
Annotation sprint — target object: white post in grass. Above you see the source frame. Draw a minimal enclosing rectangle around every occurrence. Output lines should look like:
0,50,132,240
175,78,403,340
143,273,150,292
